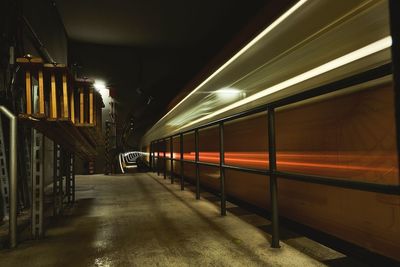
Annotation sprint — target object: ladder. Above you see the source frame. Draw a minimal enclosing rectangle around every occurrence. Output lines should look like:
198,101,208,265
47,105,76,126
31,129,44,238
0,115,9,220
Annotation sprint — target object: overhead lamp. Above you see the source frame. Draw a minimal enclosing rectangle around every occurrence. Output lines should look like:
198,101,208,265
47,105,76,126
94,80,106,91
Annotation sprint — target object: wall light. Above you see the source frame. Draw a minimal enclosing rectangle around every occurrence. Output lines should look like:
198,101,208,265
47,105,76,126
94,80,106,91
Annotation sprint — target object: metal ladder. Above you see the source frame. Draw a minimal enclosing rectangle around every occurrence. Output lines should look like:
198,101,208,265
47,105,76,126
31,129,44,239
53,143,62,216
0,115,10,221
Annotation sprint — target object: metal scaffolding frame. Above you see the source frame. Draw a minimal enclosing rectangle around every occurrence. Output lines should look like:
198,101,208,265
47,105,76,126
53,143,62,216
0,116,10,221
31,129,44,239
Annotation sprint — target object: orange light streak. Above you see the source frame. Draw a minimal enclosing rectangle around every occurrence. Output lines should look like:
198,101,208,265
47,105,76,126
155,151,396,176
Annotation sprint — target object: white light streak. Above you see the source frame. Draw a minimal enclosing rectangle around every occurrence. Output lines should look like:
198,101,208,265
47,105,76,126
148,0,309,132
178,36,392,130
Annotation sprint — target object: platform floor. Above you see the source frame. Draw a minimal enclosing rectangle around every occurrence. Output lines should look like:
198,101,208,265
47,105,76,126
0,173,360,266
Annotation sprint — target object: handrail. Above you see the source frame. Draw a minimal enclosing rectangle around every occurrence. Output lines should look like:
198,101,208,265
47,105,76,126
0,106,18,248
149,63,398,250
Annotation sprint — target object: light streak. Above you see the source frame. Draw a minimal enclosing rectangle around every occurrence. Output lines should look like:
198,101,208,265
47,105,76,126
147,0,309,134
155,151,396,175
179,36,393,131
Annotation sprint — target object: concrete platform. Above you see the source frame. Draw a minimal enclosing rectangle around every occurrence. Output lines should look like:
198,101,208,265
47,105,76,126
0,173,348,266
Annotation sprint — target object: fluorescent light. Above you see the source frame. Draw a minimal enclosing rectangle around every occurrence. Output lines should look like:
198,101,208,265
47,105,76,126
147,0,309,132
94,80,106,91
178,36,392,131
216,87,244,101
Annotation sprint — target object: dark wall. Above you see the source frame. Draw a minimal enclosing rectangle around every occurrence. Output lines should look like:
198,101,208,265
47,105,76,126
22,0,68,64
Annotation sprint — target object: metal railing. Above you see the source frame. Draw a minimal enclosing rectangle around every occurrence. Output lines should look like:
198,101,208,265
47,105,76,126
149,61,400,249
0,106,18,248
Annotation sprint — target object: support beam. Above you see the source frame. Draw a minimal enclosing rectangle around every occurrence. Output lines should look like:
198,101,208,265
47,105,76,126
170,137,174,184
219,123,226,216
180,134,184,190
163,139,167,179
157,140,160,176
25,70,32,114
38,70,45,115
389,0,400,173
32,129,44,239
268,109,280,248
62,73,69,119
195,129,200,200
70,88,75,123
89,88,94,124
53,143,62,215
50,73,57,119
79,88,84,124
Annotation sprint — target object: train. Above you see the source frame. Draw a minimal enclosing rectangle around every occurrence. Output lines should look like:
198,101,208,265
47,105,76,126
141,0,400,261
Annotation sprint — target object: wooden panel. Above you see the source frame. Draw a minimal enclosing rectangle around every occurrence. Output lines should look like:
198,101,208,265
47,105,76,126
38,70,45,115
62,73,69,119
50,73,57,119
79,88,84,124
89,88,94,124
70,89,75,124
25,70,32,114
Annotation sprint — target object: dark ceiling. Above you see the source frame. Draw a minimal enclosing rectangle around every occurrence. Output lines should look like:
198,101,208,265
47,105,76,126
55,0,273,148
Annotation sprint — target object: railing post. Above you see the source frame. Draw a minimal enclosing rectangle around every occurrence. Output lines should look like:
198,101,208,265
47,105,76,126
157,140,160,176
149,141,153,170
219,123,226,216
152,142,156,172
389,0,400,172
180,133,184,190
170,137,174,184
195,129,200,200
268,108,280,248
163,139,167,179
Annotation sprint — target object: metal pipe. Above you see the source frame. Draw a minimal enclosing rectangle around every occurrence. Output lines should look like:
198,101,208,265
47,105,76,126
180,133,184,190
195,129,200,199
219,122,226,216
0,106,17,248
22,16,55,64
170,137,174,184
268,108,279,248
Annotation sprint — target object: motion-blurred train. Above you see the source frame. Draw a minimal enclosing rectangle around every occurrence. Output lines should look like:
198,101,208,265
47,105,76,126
141,0,400,261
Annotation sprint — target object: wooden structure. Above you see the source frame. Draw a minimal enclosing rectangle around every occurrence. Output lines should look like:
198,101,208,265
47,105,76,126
16,56,104,160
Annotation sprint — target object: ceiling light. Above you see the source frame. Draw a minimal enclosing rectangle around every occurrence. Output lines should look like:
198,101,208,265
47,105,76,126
94,80,106,91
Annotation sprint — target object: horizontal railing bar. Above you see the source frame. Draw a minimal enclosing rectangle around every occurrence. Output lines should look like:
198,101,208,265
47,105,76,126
276,171,400,195
197,161,220,168
183,160,196,164
152,155,399,194
222,164,270,175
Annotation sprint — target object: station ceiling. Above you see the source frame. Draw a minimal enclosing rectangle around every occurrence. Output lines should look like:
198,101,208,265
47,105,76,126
54,0,274,147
